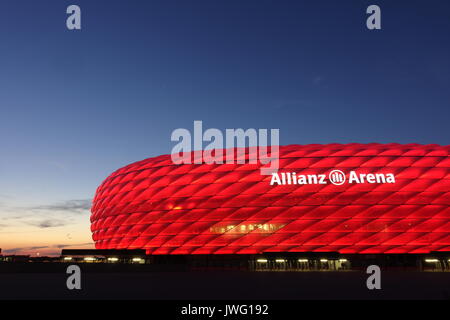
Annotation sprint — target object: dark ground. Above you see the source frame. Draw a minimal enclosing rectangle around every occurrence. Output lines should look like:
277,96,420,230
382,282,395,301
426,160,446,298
0,263,449,299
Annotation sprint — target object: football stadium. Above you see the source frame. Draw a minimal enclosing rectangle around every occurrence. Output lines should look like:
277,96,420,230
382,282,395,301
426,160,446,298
84,143,450,271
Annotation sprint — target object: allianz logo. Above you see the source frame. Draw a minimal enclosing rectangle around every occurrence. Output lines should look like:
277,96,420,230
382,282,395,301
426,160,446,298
270,170,396,186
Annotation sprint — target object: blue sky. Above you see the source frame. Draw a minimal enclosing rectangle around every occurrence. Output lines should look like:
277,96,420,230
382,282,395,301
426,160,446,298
0,0,449,254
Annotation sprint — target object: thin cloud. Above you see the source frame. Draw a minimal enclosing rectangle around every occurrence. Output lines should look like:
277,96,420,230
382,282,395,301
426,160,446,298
54,243,93,249
0,199,92,230
313,75,323,85
30,199,91,214
3,246,47,254
48,161,68,171
24,219,68,229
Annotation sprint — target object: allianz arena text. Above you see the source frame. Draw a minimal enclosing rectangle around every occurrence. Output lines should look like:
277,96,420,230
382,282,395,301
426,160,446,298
90,143,450,254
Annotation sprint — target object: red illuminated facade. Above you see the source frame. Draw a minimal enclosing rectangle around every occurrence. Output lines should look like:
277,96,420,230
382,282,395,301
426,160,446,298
91,144,450,254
